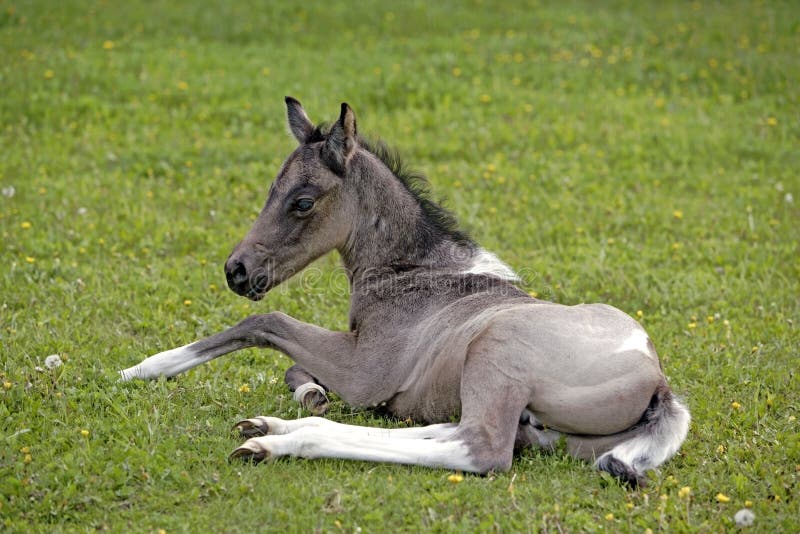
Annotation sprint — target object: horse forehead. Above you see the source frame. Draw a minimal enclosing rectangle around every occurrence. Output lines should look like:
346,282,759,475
273,146,320,192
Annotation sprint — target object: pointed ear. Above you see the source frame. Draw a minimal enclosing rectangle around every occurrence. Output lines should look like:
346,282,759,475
323,103,358,175
285,96,314,144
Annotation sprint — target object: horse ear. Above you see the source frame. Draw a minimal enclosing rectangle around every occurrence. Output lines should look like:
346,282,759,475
323,103,357,175
285,96,314,144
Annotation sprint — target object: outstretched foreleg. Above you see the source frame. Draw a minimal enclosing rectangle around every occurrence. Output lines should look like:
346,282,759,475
119,313,356,391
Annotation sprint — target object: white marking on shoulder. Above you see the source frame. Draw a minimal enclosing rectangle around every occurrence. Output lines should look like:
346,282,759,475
615,329,653,357
465,248,519,281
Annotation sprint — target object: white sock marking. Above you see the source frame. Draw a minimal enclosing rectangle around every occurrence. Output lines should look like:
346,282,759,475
119,343,209,380
240,419,475,471
292,383,327,403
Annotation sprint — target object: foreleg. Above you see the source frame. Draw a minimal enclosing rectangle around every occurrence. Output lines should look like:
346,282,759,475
284,365,330,415
119,312,356,387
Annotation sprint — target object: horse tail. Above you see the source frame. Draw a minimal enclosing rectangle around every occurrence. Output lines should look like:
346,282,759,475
594,385,690,487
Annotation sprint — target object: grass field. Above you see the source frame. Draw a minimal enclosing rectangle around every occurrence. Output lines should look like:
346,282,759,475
1,0,798,531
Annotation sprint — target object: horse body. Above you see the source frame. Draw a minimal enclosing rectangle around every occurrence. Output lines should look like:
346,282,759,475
121,98,689,485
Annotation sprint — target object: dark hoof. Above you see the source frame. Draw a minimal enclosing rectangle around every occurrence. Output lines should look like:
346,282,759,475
229,444,270,464
301,390,330,416
233,418,270,438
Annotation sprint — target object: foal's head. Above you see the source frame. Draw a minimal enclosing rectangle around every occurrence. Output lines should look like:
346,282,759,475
224,98,358,300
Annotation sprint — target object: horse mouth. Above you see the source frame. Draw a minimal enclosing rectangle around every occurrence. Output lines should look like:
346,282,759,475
243,272,274,301
245,289,266,301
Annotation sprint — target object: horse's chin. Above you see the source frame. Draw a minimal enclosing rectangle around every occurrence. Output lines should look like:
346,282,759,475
244,278,278,301
245,290,266,301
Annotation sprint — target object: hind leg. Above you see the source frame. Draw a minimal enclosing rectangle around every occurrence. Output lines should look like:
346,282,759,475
515,410,563,452
284,364,330,415
453,339,534,473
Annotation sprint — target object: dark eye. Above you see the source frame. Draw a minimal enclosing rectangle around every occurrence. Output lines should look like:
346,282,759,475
294,198,315,212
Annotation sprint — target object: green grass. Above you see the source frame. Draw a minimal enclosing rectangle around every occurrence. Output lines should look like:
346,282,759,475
1,0,798,531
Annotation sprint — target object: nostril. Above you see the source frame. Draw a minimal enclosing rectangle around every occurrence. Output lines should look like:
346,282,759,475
226,259,248,287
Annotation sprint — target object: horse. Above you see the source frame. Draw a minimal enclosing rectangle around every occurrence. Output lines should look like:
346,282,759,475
120,97,690,486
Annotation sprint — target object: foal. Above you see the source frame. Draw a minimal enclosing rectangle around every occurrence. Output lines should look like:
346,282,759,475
121,98,690,485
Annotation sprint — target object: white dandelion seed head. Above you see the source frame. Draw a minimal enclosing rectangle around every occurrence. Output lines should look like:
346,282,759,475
785,193,793,204
1,185,15,198
734,508,755,527
44,354,63,369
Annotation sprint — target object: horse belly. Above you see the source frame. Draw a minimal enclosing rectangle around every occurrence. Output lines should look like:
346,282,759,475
387,349,466,423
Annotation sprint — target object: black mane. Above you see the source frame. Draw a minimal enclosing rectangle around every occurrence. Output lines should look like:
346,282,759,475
308,123,473,246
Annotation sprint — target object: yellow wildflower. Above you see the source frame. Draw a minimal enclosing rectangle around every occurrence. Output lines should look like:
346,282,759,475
604,513,614,521
21,221,31,229
20,447,30,454
745,500,753,507
636,310,644,319
678,486,691,499
80,429,90,437
102,40,115,50
24,454,32,464
447,473,464,484
452,67,462,77
731,401,741,410
44,69,54,79
177,81,189,91
716,493,731,503
183,299,192,306
479,94,491,103
673,209,683,219
3,381,12,389
238,384,250,393
766,117,777,126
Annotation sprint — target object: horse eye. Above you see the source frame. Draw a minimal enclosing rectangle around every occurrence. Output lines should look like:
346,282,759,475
295,198,315,212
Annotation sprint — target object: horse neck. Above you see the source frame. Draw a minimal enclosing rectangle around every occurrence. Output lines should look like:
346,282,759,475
337,152,475,277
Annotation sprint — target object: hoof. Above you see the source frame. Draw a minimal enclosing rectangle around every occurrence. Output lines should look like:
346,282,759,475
229,443,270,464
233,418,270,438
301,390,330,416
